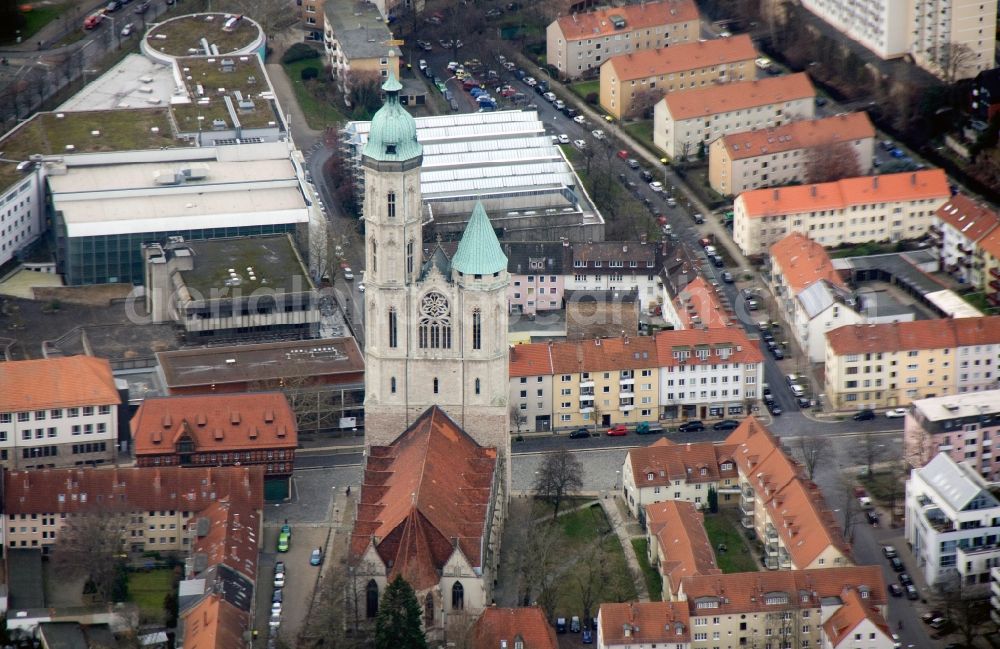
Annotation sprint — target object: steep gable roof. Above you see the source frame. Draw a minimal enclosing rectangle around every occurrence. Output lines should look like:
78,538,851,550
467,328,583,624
653,327,763,367
673,276,734,329
191,497,260,583
934,192,1000,243
823,589,892,648
647,500,721,595
471,607,558,649
662,73,814,120
180,593,249,649
547,336,660,374
510,342,555,377
605,35,756,81
554,0,699,42
599,601,690,645
0,356,120,411
770,232,845,293
629,440,738,488
349,406,498,590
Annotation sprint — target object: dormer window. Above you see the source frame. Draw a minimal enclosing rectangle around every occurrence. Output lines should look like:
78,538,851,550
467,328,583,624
647,472,654,481
385,144,397,155
700,467,707,475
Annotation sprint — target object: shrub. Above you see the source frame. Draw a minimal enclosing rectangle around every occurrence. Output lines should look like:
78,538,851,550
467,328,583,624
282,42,321,64
585,92,598,104
301,66,320,81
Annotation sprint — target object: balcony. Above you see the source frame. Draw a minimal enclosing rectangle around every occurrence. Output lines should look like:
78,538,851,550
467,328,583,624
741,515,755,529
579,406,594,414
989,293,1000,306
960,258,972,268
990,279,1000,291
620,377,635,387
990,267,1000,279
958,242,972,255
739,500,755,517
619,404,635,412
579,392,595,400
580,379,595,388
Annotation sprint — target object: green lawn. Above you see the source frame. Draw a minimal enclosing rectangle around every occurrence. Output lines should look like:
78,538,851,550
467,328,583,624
828,241,899,259
128,569,175,617
281,59,347,130
569,80,600,101
3,6,61,45
631,538,663,601
702,510,759,574
960,291,995,313
624,120,656,148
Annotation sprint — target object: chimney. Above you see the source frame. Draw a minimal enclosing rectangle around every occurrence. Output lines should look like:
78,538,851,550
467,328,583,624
911,173,917,185
772,188,779,200
873,176,879,189
810,186,816,197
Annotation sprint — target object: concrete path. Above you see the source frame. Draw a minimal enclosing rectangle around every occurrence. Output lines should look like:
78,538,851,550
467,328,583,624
265,29,323,150
600,493,650,601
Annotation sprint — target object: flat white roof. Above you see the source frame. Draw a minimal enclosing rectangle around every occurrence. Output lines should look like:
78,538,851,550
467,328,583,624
924,290,983,319
912,389,1000,421
56,54,178,112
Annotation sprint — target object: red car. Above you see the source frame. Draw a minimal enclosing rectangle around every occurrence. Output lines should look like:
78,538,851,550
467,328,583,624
606,424,628,436
616,149,629,160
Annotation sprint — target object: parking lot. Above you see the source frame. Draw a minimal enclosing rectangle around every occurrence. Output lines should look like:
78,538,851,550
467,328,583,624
254,524,329,647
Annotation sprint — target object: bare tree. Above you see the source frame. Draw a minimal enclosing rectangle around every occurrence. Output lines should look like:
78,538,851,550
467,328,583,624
575,541,610,622
299,559,368,649
516,522,560,614
804,141,863,184
510,404,526,435
796,435,831,480
881,458,909,527
628,88,661,120
933,573,996,647
345,70,385,118
534,450,584,519
860,431,889,478
51,511,130,603
937,42,978,84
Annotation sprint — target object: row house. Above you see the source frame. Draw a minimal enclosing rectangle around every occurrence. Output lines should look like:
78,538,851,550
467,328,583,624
709,112,875,196
904,389,1000,481
546,0,700,79
565,241,662,312
2,465,263,555
769,233,867,363
930,193,1000,288
734,169,951,257
130,393,298,478
656,328,764,420
622,437,740,518
600,35,757,119
653,73,816,160
0,356,121,470
905,452,1000,590
505,241,570,315
824,316,1000,411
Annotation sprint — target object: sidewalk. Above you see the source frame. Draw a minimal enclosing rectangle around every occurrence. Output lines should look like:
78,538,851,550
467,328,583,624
264,28,322,149
601,493,650,601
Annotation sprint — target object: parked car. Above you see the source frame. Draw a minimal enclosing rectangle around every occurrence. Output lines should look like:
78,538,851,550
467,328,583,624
616,150,630,160
310,548,323,566
887,583,903,597
134,0,151,13
771,348,784,360
277,531,290,552
569,428,590,439
627,158,640,169
693,212,704,224
898,573,913,586
882,545,897,559
607,424,628,436
921,611,943,624
678,420,705,432
573,140,587,149
635,421,663,435
649,181,664,192
273,572,285,588
557,134,570,144
885,408,907,418
906,584,919,600
866,510,879,526
272,589,283,603
591,129,606,140
853,409,876,421
573,115,586,125
796,397,811,409
766,401,782,416
890,557,904,572
556,618,567,633
721,271,734,283
712,419,740,431
639,170,654,182
582,628,593,644
571,616,581,633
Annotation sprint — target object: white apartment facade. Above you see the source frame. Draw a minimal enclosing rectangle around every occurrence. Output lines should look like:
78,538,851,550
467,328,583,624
905,452,1000,590
0,356,120,470
0,170,44,268
904,390,1000,481
931,193,999,288
800,0,910,59
653,73,815,160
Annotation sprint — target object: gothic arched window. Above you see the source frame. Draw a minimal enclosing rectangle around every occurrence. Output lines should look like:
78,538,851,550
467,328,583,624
475,378,481,395
406,239,415,276
418,292,451,349
424,592,435,625
452,581,464,610
388,307,398,349
366,580,379,618
472,308,482,350
387,191,396,218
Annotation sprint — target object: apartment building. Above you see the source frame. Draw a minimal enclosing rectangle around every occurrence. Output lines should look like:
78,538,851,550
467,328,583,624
709,112,876,196
509,343,555,433
824,317,1000,410
675,567,892,649
546,0,700,80
2,465,263,554
982,227,1000,310
504,241,569,315
599,35,757,119
598,601,691,649
565,241,662,312
622,437,740,517
130,393,297,478
734,170,951,257
323,0,400,94
801,0,996,80
731,419,852,570
653,73,816,160
0,356,121,470
905,452,1000,589
904,390,1000,481
646,500,721,600
656,328,764,420
769,233,867,363
300,0,323,40
471,608,558,649
930,193,1000,288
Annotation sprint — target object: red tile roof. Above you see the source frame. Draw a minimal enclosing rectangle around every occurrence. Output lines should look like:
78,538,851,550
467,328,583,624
349,406,498,591
654,327,763,367
663,73,814,121
554,0,699,42
471,607,558,649
191,497,260,582
680,566,886,614
629,440,738,488
131,393,298,455
979,225,1000,260
822,588,892,648
599,601,690,645
738,169,950,218
646,500,721,596
547,336,660,374
934,193,1000,243
509,343,554,377
0,356,120,412
770,232,845,293
605,35,756,81
673,276,735,329
826,316,1000,355
3,465,264,515
180,593,249,649
719,112,875,160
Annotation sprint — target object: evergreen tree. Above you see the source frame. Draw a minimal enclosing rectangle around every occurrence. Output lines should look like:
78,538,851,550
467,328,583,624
375,575,427,649
707,486,719,514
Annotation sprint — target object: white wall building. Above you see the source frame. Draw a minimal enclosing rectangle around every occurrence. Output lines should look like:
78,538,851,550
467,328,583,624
904,453,1000,590
0,167,44,268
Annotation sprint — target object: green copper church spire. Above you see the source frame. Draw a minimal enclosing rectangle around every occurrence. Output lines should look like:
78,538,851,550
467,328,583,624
451,202,508,275
362,71,422,163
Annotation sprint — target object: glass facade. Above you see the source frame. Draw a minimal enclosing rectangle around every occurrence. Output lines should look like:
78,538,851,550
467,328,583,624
58,222,298,285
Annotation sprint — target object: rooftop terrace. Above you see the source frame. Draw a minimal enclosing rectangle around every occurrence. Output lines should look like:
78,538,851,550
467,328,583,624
145,13,263,58
179,235,313,297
